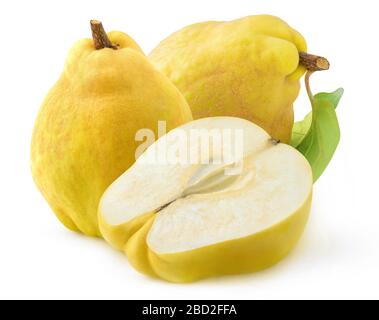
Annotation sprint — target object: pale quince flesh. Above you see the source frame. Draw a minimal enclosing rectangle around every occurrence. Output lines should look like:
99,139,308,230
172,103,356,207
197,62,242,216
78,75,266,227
99,117,313,282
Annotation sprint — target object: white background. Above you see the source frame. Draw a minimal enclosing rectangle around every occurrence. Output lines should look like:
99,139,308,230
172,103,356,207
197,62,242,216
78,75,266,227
0,0,378,300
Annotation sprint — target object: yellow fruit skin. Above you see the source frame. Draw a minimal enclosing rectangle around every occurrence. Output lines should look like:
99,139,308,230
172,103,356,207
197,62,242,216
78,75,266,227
31,31,193,237
98,192,312,283
149,15,307,143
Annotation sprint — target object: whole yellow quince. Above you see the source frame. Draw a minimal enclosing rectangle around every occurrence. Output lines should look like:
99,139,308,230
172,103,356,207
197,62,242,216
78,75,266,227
149,15,307,143
31,21,193,237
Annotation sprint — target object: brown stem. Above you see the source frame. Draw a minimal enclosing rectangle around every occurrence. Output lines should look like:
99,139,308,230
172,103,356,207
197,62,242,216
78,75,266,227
299,52,330,71
90,20,118,50
270,138,281,145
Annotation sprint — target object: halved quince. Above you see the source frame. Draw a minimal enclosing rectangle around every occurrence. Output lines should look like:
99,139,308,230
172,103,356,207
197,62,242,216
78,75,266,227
99,117,313,282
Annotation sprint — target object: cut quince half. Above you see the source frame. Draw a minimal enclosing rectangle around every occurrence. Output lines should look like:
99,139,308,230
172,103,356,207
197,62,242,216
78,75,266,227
99,117,313,282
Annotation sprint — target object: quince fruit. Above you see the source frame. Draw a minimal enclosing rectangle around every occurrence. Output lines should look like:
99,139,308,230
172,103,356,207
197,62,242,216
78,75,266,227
150,15,328,143
99,117,313,282
31,21,193,237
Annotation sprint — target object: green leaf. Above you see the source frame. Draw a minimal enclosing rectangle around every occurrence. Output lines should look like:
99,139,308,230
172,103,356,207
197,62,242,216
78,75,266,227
291,88,344,148
290,88,344,182
290,112,313,148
